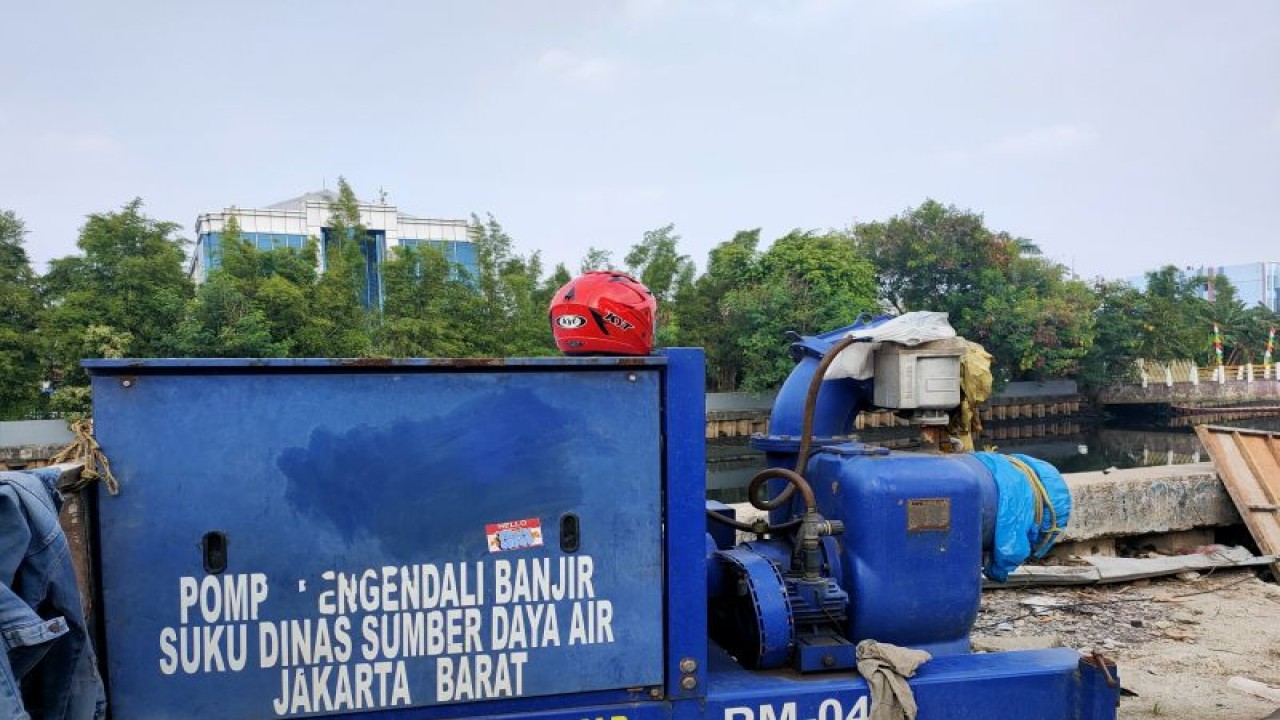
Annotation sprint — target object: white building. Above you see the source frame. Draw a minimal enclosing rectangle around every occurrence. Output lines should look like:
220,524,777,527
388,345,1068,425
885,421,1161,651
191,190,476,307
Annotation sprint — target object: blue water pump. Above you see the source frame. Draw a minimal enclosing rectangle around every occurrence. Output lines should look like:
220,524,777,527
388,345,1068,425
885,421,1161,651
706,318,1072,672
80,330,1107,720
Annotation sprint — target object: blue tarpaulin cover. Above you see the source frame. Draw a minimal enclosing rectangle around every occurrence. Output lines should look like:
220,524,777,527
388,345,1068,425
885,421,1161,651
974,453,1072,582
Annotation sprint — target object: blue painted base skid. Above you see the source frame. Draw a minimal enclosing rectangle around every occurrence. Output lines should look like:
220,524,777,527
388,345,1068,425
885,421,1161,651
445,648,1118,720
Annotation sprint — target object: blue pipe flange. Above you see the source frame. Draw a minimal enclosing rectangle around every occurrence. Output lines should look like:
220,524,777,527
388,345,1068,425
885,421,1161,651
713,547,795,669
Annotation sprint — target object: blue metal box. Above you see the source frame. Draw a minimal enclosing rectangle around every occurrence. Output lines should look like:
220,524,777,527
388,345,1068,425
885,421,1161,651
87,358,669,719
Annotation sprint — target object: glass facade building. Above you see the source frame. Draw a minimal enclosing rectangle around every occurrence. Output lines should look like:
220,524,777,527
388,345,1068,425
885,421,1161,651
1128,262,1280,312
191,191,475,309
1201,262,1280,311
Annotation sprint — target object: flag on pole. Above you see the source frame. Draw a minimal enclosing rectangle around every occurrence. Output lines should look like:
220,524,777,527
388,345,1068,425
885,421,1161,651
1266,326,1276,367
1213,323,1224,367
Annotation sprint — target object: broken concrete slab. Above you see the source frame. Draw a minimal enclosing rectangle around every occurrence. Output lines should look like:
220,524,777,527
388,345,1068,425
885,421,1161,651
1063,462,1240,541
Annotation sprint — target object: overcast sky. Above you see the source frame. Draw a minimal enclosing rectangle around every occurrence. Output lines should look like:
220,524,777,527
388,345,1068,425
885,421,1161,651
2,0,1277,281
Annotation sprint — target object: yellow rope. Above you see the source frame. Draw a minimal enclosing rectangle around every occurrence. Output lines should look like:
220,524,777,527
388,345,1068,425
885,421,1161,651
48,418,120,495
1006,455,1062,555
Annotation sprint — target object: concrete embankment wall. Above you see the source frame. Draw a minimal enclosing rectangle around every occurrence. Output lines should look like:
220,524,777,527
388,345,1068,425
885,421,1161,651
1099,378,1280,405
0,420,73,468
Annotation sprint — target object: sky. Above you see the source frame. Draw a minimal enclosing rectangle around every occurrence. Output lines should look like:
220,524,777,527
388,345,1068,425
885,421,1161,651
2,0,1278,281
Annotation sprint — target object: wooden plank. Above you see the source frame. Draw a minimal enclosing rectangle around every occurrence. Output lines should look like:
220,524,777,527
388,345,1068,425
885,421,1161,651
1254,435,1280,502
1196,426,1280,579
1235,432,1280,504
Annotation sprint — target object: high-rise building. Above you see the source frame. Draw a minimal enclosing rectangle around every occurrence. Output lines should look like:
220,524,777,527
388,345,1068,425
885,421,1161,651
1128,262,1280,312
1200,262,1280,312
190,190,477,308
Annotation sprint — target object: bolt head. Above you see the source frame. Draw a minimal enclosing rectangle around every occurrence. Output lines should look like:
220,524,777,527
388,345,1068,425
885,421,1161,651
680,676,697,690
679,658,697,673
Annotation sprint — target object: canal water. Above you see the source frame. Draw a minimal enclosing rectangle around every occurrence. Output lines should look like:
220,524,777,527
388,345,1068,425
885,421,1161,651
705,414,1280,503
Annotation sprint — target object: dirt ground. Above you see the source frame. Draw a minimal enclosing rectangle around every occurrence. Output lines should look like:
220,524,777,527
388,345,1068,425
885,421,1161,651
975,569,1280,719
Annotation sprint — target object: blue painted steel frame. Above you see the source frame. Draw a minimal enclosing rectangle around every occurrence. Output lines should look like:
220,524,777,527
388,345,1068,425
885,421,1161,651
658,349,708,705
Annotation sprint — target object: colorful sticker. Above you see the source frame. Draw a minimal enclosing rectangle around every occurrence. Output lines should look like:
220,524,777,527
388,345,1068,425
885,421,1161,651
486,518,544,553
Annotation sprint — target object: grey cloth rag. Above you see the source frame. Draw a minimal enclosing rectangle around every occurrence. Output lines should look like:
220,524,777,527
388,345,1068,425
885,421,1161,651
856,639,932,720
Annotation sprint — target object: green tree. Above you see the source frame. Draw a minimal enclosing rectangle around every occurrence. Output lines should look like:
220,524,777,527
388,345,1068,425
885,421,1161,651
682,229,762,390
1079,280,1147,388
210,214,319,354
0,210,43,418
376,244,480,357
1238,304,1280,366
1137,265,1208,362
853,200,995,314
854,200,1095,384
624,224,696,347
624,224,694,304
545,263,572,297
502,250,555,355
663,263,699,349
293,179,373,356
173,214,314,357
38,199,192,386
468,213,556,356
724,230,879,390
578,247,614,274
1199,275,1254,365
173,273,286,357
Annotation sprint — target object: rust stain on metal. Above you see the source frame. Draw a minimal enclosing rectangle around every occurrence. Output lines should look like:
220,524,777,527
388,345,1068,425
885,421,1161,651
442,357,507,368
340,357,398,367
1083,650,1119,688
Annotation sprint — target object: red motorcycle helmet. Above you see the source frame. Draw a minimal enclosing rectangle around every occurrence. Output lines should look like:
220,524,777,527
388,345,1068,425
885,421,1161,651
549,271,657,355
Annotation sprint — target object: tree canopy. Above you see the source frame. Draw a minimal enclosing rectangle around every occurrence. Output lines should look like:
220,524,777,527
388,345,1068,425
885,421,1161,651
38,199,192,389
854,201,1096,384
0,211,42,418
6,191,1275,419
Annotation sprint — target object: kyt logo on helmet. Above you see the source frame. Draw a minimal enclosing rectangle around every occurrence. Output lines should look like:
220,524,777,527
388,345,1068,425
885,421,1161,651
548,271,657,355
556,315,587,329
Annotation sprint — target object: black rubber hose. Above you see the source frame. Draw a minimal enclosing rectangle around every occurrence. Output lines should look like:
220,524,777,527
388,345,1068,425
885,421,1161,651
746,333,864,514
794,334,863,475
747,467,817,512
